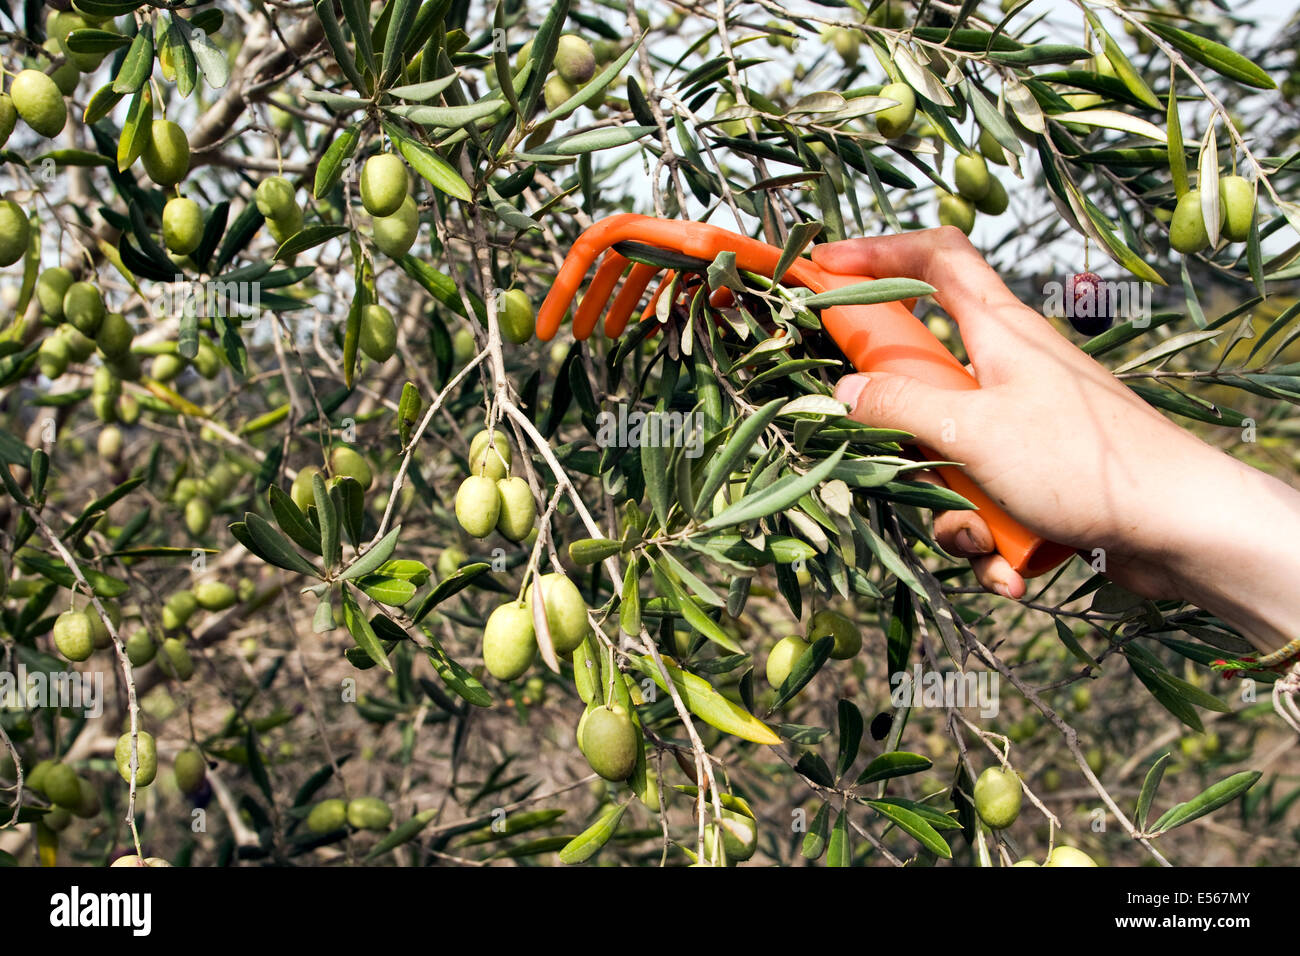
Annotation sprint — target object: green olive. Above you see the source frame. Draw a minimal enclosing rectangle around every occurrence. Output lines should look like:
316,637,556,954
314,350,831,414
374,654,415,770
529,572,590,655
193,338,222,378
184,496,212,536
306,798,347,834
44,806,73,831
875,82,916,140
555,34,597,85
0,199,27,267
346,796,392,830
1169,188,1215,254
975,175,1008,215
765,635,809,689
1044,845,1098,867
173,747,206,795
255,176,297,220
495,476,536,542
973,766,1022,829
64,327,99,365
37,335,70,379
36,266,74,318
10,69,66,138
58,16,108,72
150,353,186,381
290,465,320,512
95,311,134,360
499,288,535,344
28,759,56,793
455,474,500,538
0,93,16,148
714,808,758,862
954,153,991,201
436,546,467,580
807,609,861,660
372,195,419,258
194,579,237,611
141,119,190,187
159,637,194,681
713,93,752,138
482,601,537,681
359,303,397,361
97,425,123,460
544,75,577,113
53,610,94,661
162,197,203,255
42,40,79,96
1218,175,1254,243
43,764,82,808
162,590,198,630
125,629,156,666
72,777,101,818
978,126,1008,165
266,203,303,246
115,730,157,787
92,364,120,397
85,601,120,650
580,704,638,781
452,326,475,364
330,445,373,489
938,192,976,235
867,1,907,27
830,27,859,66
360,153,409,218
62,281,105,336
469,428,512,480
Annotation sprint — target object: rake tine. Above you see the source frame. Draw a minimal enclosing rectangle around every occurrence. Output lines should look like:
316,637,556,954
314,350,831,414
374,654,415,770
573,249,630,340
605,261,660,338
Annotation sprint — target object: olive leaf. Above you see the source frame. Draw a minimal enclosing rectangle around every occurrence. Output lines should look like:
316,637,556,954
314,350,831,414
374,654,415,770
1149,771,1262,835
866,800,952,859
559,803,628,865
411,562,491,622
1136,752,1171,832
340,585,393,672
634,655,781,745
856,751,933,786
242,513,323,578
340,525,402,582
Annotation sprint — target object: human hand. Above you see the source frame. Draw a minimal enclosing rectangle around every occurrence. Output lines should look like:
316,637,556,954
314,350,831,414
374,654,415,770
813,227,1300,654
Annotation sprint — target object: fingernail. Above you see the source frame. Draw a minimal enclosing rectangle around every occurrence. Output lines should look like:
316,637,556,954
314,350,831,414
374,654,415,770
956,528,980,555
993,583,1015,600
834,374,870,409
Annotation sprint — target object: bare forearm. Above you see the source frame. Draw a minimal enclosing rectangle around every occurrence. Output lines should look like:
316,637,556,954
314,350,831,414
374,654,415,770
1160,461,1300,655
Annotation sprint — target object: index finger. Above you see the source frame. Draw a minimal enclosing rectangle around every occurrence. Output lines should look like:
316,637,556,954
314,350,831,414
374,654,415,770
810,229,1025,331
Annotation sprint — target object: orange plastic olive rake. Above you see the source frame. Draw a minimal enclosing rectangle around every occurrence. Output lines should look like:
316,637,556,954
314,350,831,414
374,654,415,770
536,214,1074,578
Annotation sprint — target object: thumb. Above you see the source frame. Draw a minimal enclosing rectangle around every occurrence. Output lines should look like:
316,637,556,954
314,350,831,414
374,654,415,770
834,372,967,449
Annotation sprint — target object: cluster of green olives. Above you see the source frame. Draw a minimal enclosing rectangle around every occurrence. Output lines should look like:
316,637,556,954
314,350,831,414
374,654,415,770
454,428,538,543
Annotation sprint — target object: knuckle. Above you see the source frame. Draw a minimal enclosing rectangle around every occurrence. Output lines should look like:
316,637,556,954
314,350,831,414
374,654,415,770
860,375,914,421
933,225,972,251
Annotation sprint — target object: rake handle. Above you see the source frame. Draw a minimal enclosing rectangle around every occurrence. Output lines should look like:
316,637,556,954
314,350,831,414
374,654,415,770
538,216,1074,578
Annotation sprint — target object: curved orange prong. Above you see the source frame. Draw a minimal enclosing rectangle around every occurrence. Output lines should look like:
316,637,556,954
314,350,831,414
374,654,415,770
605,262,659,338
709,287,735,309
572,250,629,340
